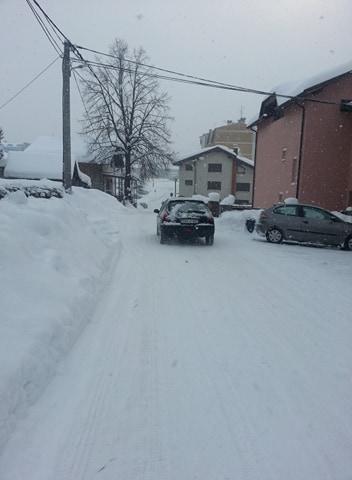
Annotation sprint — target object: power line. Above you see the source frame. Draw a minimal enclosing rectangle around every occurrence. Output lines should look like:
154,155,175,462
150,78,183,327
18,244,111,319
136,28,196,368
25,0,63,56
30,0,70,44
24,0,344,109
74,45,343,106
75,45,250,93
0,56,60,111
71,57,341,107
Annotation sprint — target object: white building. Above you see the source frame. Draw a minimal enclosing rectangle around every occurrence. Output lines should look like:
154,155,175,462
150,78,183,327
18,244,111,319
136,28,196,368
174,145,254,204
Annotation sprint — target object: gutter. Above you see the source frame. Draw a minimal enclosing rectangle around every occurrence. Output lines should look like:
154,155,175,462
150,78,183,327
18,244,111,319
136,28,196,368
249,126,258,206
296,102,306,199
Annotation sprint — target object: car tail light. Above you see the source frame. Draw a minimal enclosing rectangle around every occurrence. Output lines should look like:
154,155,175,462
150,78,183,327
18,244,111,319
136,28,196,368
208,216,214,224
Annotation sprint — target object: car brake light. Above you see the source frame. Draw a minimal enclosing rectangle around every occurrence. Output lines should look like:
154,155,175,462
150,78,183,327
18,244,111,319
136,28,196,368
208,216,214,224
161,211,170,222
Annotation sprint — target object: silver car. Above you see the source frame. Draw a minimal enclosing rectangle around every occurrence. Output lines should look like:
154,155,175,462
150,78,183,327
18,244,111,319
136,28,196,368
256,203,352,250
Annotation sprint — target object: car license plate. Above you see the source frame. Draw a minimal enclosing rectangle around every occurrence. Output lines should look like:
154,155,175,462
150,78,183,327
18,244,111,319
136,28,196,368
181,219,197,224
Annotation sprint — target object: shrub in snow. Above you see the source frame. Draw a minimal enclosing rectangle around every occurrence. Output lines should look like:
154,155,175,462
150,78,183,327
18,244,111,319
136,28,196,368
0,181,64,200
139,202,148,209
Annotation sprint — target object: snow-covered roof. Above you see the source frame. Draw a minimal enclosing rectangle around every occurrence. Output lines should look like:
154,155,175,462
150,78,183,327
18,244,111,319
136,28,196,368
250,60,352,126
5,151,74,180
4,136,92,185
174,145,254,168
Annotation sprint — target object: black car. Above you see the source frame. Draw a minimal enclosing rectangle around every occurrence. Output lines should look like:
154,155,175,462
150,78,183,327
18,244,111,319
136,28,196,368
154,198,215,245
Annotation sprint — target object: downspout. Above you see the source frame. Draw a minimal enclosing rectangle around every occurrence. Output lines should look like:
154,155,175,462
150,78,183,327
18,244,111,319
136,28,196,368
249,126,258,206
296,102,306,200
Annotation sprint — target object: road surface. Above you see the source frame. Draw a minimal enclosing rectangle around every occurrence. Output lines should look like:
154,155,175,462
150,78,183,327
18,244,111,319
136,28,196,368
1,205,352,479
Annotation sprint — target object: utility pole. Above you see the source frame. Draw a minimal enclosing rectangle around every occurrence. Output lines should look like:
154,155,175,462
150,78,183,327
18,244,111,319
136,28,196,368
62,40,72,191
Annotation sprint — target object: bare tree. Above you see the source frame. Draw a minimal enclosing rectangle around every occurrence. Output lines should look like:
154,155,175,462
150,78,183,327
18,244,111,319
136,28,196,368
80,39,174,202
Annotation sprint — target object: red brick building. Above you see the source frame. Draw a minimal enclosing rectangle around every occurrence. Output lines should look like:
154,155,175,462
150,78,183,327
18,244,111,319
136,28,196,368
250,64,352,211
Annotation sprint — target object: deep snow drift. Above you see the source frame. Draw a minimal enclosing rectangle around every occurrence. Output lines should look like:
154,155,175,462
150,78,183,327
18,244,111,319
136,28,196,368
0,180,123,451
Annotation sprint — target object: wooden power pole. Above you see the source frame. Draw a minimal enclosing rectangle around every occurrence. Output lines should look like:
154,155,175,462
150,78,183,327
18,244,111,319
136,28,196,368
62,40,72,191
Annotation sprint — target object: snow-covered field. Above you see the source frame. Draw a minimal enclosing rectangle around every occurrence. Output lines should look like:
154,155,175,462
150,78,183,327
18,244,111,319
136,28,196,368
1,178,352,479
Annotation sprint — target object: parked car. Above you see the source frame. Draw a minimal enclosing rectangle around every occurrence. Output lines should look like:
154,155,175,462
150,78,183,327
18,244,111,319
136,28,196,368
154,198,215,245
256,203,352,250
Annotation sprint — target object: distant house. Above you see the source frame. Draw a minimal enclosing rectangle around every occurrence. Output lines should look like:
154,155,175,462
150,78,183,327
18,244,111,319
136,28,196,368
3,136,91,188
249,61,352,211
174,145,254,204
200,119,255,160
79,153,139,203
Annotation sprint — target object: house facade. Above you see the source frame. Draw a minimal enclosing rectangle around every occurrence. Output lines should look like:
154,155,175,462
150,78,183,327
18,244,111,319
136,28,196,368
78,161,138,203
250,64,352,211
200,119,255,160
175,145,254,204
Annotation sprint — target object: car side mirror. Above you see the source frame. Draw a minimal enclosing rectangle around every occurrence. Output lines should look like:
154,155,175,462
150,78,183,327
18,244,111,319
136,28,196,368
154,209,160,214
331,216,340,223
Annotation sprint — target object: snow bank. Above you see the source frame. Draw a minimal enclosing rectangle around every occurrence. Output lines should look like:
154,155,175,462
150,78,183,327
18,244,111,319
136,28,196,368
217,209,262,232
208,192,220,202
220,194,235,206
0,183,124,452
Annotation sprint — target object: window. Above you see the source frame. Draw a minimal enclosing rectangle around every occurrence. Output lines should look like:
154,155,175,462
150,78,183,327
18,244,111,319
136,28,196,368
105,177,113,194
185,163,193,171
291,157,298,183
208,163,222,172
208,181,221,190
302,207,331,221
233,147,239,155
236,182,250,192
185,179,193,186
281,148,287,161
274,205,298,216
237,164,246,175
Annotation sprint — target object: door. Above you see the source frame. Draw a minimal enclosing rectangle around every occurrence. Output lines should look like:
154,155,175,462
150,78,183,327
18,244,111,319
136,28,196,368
300,206,345,245
272,205,305,241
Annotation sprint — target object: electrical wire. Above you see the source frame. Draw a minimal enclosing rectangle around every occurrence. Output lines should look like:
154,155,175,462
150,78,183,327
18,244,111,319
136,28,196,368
25,0,63,56
25,0,345,109
74,45,343,107
0,56,60,111
70,57,341,107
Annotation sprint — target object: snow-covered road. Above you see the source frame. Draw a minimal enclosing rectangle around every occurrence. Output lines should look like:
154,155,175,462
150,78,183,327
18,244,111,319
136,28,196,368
1,199,352,479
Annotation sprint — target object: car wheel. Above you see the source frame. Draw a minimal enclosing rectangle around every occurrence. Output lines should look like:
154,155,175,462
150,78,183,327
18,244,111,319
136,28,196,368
205,234,214,246
160,230,167,244
343,235,352,251
266,227,283,244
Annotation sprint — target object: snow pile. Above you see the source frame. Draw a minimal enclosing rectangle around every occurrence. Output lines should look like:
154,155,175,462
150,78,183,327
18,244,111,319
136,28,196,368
208,192,220,202
217,209,262,232
220,194,235,206
0,183,123,452
284,197,298,205
192,194,209,203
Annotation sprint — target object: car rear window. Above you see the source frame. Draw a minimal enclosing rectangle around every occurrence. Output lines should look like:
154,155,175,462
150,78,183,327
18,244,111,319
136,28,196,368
168,201,209,214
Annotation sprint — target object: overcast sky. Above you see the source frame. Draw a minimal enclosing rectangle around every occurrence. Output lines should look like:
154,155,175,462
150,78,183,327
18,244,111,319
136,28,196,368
1,0,351,155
